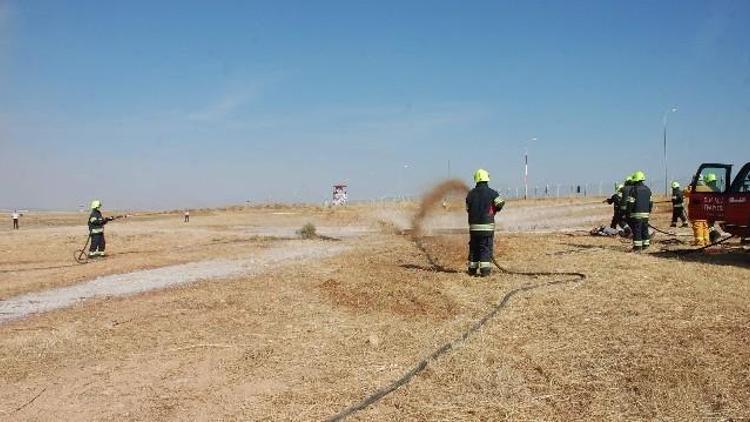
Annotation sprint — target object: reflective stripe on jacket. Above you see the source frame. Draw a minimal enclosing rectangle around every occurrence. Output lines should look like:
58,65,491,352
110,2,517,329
469,223,495,231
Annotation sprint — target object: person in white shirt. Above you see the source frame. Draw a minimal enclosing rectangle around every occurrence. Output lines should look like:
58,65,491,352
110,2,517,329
11,211,20,230
184,210,190,223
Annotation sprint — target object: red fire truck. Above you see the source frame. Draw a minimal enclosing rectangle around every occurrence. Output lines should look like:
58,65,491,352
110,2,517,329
687,162,750,240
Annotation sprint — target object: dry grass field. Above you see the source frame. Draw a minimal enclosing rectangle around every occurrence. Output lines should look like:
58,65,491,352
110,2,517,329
0,197,748,421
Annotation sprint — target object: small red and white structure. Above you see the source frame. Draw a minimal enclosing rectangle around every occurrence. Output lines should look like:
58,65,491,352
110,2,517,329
332,184,348,206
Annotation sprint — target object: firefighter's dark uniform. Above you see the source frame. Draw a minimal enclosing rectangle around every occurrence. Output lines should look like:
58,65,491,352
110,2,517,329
88,209,112,257
620,182,634,234
625,181,653,250
606,191,623,229
466,181,505,276
670,187,687,227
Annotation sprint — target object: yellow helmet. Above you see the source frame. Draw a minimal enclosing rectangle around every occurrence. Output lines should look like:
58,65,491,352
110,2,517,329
671,181,680,189
90,200,102,210
631,171,646,182
473,168,490,183
704,173,717,183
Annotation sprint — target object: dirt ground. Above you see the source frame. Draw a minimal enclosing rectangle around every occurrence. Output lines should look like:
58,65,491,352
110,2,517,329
1,198,748,421
0,206,364,299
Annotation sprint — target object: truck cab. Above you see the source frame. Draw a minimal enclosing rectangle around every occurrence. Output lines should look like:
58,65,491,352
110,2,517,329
688,162,750,239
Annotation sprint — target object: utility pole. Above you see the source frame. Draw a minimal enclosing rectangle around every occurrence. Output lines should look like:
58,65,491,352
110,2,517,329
524,152,528,199
524,137,537,200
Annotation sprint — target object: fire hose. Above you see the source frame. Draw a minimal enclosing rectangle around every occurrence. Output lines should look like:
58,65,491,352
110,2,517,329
647,223,738,255
327,223,586,420
648,223,678,236
670,234,736,256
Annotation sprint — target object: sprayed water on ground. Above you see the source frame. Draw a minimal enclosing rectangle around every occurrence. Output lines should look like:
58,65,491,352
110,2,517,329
411,179,470,237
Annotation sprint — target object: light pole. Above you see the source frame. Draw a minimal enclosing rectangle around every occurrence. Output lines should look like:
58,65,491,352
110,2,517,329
524,137,537,200
663,107,678,196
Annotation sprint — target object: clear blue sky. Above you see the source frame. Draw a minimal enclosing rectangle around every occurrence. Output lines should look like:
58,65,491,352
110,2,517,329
1,0,749,209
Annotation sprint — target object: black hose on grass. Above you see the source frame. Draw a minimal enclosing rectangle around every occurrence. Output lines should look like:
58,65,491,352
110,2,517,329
411,239,461,274
491,258,586,280
668,234,736,256
326,237,586,421
648,223,677,237
647,223,693,238
73,235,91,264
647,223,738,255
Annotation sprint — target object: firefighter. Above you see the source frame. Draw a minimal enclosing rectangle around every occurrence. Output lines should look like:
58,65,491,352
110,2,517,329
604,184,625,229
704,173,720,192
688,176,710,245
88,200,114,258
619,175,634,234
466,169,505,277
670,181,688,227
624,171,653,252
